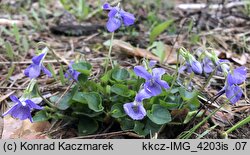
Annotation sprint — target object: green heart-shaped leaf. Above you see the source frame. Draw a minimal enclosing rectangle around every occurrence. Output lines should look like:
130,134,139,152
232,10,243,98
78,117,98,136
111,103,126,118
112,68,129,81
110,84,131,97
73,92,104,112
147,104,172,125
72,61,92,75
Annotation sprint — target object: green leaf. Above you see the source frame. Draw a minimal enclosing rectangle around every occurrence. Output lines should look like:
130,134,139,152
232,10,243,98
110,84,131,97
149,41,165,63
147,104,172,125
187,97,200,110
133,121,145,136
50,85,78,110
183,110,204,124
159,100,179,109
73,92,104,112
120,118,135,131
78,117,98,136
72,92,86,104
72,61,92,75
101,69,112,83
78,74,88,85
33,111,49,122
111,103,126,118
150,19,174,43
143,119,162,135
179,88,197,101
111,68,129,81
5,41,14,60
83,92,104,112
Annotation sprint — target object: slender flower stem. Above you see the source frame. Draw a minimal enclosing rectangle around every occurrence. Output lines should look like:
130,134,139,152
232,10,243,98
170,50,180,90
163,50,180,101
179,103,225,139
221,115,250,138
105,32,115,73
35,84,57,109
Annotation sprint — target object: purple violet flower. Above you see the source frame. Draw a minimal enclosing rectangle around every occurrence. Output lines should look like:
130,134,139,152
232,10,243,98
103,3,135,32
202,57,214,73
2,95,43,122
24,53,52,79
123,102,146,120
219,66,247,104
123,87,155,120
190,59,203,74
149,60,157,68
179,60,203,75
225,85,243,104
216,59,230,72
227,66,247,86
65,62,80,81
134,66,169,96
135,89,152,102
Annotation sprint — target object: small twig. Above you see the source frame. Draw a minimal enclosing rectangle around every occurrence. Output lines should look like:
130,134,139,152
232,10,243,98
0,87,26,90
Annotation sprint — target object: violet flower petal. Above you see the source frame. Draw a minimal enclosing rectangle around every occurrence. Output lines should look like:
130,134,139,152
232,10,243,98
149,60,157,68
144,81,162,96
106,16,122,32
28,64,41,78
155,79,170,89
24,65,32,77
123,102,146,120
191,60,202,74
227,66,247,85
32,53,45,65
102,3,112,10
134,66,152,80
10,95,21,103
108,7,118,18
120,10,135,26
25,100,43,110
225,85,242,104
203,57,213,73
152,68,165,79
2,103,21,117
41,65,52,77
135,89,152,102
11,105,32,121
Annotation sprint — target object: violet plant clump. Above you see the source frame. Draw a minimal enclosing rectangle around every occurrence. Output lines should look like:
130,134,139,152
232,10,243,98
2,2,248,138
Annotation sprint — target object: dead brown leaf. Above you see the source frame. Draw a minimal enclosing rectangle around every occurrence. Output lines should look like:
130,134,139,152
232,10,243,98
112,39,160,61
2,116,51,139
210,111,234,127
112,39,177,64
231,53,248,66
